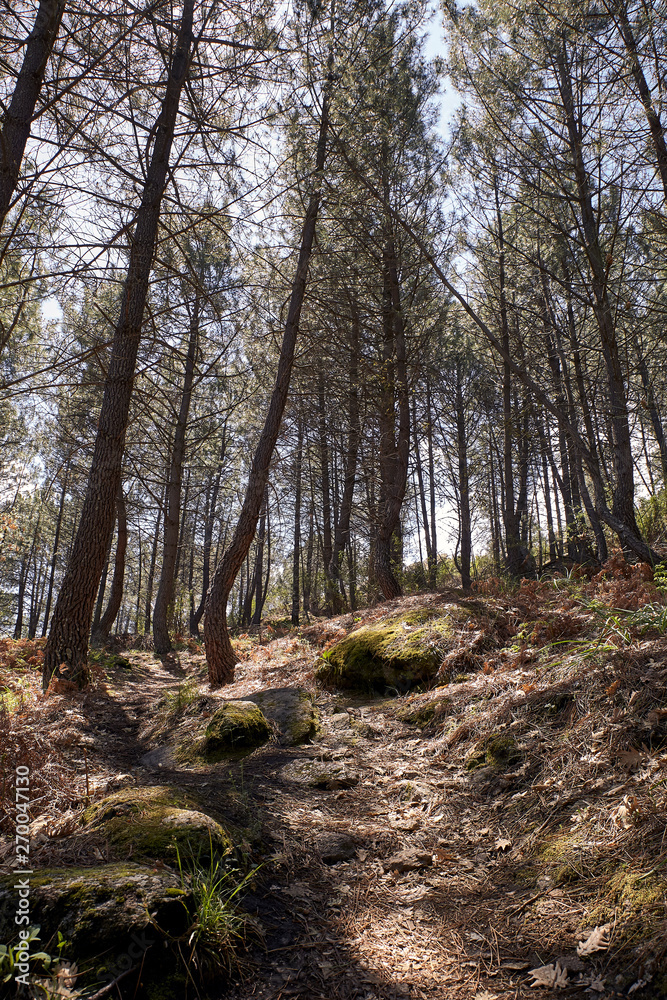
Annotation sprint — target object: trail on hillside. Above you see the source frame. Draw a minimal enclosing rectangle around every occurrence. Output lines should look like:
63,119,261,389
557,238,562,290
2,578,667,999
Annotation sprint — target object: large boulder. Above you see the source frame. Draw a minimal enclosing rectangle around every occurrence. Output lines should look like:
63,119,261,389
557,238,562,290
316,608,453,692
0,862,190,956
82,785,233,861
247,687,318,745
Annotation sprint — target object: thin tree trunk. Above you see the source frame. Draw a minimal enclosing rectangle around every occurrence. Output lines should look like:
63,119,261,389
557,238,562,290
375,182,410,600
555,45,640,542
14,556,28,640
317,370,335,611
191,427,227,635
204,89,329,685
144,508,162,636
0,0,65,230
154,302,198,653
455,372,472,591
291,418,303,626
426,378,438,588
329,310,360,607
41,470,69,637
43,1,195,690
94,486,128,640
251,490,268,626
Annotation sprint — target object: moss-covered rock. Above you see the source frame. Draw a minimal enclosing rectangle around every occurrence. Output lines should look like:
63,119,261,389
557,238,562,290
199,700,271,759
316,609,454,692
82,785,233,861
465,733,521,771
247,687,318,745
0,863,191,955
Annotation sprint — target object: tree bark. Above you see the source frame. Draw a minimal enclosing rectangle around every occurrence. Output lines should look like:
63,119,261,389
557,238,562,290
93,486,128,640
554,45,640,543
43,1,195,690
190,432,226,635
291,418,303,626
204,88,329,686
41,469,69,637
375,203,410,600
329,308,360,608
251,490,268,626
455,372,472,591
153,298,199,653
0,0,65,229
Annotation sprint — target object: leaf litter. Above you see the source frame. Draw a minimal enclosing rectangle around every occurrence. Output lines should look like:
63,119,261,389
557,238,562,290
1,567,667,997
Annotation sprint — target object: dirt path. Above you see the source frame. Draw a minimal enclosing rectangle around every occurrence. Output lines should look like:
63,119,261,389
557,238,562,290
5,599,665,1000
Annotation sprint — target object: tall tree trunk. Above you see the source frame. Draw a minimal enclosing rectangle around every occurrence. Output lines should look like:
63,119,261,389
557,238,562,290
329,310,360,607
303,502,314,618
555,44,640,543
375,188,410,600
426,378,438,588
135,530,143,634
43,2,195,690
291,418,303,626
191,428,227,635
204,89,329,685
455,372,472,591
251,490,268,626
41,469,69,637
92,533,113,634
154,301,198,653
494,176,521,575
94,486,128,640
14,556,28,640
317,370,335,611
144,507,162,636
15,517,41,639
412,397,433,582
0,0,65,230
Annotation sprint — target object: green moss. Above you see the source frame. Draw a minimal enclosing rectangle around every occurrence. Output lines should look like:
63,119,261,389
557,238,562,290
83,786,233,861
466,733,521,770
316,608,455,691
588,865,667,941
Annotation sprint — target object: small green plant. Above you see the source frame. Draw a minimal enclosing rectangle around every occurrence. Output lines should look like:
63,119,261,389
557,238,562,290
164,838,262,988
653,562,667,594
0,926,72,994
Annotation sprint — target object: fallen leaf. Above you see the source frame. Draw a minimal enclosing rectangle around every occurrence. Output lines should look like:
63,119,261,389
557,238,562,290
495,837,512,852
577,924,611,956
618,748,643,769
588,978,606,993
528,962,569,988
606,679,621,698
648,707,667,725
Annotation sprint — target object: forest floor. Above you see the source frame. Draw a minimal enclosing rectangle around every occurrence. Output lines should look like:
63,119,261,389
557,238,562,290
2,557,667,1000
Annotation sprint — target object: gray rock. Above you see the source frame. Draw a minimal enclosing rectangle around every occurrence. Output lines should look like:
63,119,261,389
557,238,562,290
248,687,318,745
314,832,357,864
384,848,433,873
0,863,191,954
283,760,360,790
